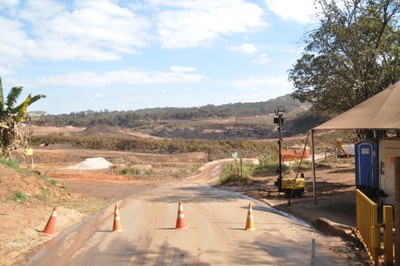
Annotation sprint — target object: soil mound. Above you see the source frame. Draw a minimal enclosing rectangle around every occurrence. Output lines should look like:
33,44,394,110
67,157,113,170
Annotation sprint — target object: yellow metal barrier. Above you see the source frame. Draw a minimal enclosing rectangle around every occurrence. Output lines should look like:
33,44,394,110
383,205,393,266
356,189,379,264
356,190,394,265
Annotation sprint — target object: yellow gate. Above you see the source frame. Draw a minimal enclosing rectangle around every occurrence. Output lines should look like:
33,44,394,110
356,189,393,265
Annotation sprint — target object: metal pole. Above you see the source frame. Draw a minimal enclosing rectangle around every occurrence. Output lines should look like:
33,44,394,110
288,131,310,206
278,114,283,191
311,130,317,204
273,106,285,192
311,238,316,266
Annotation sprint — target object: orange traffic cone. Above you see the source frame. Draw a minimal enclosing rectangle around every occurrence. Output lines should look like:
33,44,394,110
245,202,255,231
176,202,187,230
40,207,57,236
112,204,123,232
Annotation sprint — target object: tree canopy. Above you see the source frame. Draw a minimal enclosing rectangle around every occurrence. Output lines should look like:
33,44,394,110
289,0,400,117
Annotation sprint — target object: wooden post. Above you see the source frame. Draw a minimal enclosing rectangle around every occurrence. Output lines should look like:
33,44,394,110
240,157,243,178
235,159,239,175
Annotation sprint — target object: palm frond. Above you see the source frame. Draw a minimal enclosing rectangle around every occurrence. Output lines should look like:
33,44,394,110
6,87,23,112
29,94,46,106
11,93,46,114
16,95,31,123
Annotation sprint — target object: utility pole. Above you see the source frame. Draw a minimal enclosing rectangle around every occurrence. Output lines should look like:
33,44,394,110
274,106,285,191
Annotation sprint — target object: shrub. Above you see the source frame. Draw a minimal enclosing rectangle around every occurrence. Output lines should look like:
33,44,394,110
46,179,58,186
119,168,142,175
145,169,154,175
12,191,28,203
216,161,254,185
253,154,288,176
119,168,134,175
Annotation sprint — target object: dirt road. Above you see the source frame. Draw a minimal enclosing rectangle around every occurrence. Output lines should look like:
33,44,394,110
27,166,353,266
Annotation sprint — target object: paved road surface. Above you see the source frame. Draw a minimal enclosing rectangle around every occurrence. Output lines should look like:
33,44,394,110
27,168,352,265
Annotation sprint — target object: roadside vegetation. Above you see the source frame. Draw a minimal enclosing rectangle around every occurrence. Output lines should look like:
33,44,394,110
217,152,356,186
12,191,28,203
215,160,254,185
217,154,292,185
0,157,29,173
118,167,154,176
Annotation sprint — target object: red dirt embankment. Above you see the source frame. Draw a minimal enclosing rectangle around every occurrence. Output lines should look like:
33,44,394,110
0,164,92,265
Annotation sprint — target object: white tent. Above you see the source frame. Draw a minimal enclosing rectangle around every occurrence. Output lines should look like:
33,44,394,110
314,81,400,130
310,81,400,203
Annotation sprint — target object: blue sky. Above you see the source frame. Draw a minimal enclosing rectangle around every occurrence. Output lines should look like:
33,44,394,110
0,0,318,115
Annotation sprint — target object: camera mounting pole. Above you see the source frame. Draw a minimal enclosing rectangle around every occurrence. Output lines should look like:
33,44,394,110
274,106,285,191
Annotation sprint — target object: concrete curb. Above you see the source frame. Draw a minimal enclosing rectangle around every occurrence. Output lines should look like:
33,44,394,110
314,217,358,242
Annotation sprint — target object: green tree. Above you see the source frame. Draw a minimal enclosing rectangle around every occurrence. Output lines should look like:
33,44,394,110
0,77,46,158
289,0,400,122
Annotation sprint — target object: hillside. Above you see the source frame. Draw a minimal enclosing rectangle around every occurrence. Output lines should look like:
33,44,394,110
32,94,327,140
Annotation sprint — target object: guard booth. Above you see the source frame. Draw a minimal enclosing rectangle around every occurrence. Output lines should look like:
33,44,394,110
379,138,400,206
355,140,379,195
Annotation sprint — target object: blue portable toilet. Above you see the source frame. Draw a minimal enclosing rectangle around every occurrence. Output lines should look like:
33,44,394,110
355,140,379,191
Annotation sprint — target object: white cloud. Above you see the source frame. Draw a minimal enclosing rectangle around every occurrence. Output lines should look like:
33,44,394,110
56,2,147,53
264,0,316,24
169,66,197,72
20,68,208,87
0,0,19,9
252,53,270,64
155,0,267,48
232,76,292,96
0,0,151,64
19,0,66,21
0,16,32,74
94,93,106,99
0,0,269,73
231,43,258,54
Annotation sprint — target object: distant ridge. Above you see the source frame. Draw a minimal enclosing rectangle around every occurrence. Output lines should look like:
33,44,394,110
31,94,327,139
33,94,311,127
